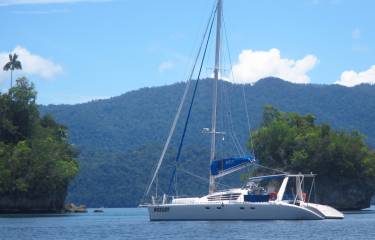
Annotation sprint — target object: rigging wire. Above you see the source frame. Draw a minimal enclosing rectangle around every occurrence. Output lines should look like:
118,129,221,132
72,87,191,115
220,67,245,155
253,163,287,174
216,25,244,157
222,16,287,176
222,15,256,158
167,6,217,195
219,43,244,157
142,3,217,200
215,22,246,157
142,0,289,203
176,167,232,189
222,86,244,155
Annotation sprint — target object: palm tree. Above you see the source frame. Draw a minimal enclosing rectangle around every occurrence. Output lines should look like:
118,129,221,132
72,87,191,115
3,53,22,88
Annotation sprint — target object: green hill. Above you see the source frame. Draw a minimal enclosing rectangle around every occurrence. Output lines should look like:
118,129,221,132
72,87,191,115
40,78,375,207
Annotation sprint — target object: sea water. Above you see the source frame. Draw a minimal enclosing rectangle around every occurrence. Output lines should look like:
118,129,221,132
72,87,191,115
0,206,374,240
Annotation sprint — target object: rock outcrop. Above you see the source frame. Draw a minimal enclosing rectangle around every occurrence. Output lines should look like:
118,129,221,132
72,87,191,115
316,178,374,210
0,186,68,213
64,203,87,213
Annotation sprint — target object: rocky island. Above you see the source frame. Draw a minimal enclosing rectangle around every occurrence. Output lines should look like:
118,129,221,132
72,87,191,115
253,106,375,210
0,77,78,213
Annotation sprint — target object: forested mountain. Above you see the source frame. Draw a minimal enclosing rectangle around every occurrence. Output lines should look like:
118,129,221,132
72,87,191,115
40,78,375,207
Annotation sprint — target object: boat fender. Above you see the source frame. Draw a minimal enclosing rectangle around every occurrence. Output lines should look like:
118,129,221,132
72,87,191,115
269,192,278,201
302,192,307,202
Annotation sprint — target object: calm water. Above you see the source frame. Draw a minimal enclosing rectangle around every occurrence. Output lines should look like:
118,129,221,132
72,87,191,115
0,207,374,240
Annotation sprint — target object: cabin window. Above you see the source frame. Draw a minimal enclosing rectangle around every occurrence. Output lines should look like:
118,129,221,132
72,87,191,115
207,193,240,201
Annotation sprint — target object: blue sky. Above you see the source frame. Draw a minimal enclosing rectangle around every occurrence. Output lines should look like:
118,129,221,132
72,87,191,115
0,0,374,104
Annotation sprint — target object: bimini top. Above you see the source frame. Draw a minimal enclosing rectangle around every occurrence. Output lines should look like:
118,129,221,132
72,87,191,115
211,156,256,177
248,174,286,181
248,173,317,182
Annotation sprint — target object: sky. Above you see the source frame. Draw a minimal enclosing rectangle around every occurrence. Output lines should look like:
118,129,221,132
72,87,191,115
0,0,374,104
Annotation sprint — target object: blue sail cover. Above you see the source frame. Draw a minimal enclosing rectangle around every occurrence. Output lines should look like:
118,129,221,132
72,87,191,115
211,156,256,176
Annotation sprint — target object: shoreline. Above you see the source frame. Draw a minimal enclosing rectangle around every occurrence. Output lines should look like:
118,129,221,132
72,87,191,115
0,205,373,215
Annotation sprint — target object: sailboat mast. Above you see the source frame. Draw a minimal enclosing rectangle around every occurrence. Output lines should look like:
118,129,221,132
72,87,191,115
209,0,222,194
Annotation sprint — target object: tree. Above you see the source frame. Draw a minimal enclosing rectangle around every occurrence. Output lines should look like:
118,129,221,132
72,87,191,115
0,77,38,144
0,77,79,212
251,106,375,209
3,53,22,88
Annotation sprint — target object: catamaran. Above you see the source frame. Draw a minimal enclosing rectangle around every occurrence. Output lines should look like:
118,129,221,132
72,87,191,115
141,0,344,221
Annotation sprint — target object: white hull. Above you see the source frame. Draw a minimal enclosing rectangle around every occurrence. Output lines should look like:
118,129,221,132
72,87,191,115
147,202,332,221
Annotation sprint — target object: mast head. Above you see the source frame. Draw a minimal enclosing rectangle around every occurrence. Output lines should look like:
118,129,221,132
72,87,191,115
213,0,223,81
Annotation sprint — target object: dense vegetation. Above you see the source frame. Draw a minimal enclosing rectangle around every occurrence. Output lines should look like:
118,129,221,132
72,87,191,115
0,77,78,212
252,105,375,210
40,78,375,208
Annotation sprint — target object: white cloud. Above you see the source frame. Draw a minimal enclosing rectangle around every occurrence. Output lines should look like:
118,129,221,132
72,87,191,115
12,8,70,14
0,0,110,6
335,65,375,87
230,48,318,84
311,0,341,5
352,45,369,53
352,28,361,39
0,46,63,84
158,61,174,73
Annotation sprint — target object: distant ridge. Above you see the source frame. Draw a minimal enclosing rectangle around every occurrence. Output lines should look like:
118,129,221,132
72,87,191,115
41,77,375,207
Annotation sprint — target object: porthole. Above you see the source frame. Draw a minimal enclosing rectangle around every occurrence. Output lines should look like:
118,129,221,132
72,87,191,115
205,206,210,210
240,206,245,210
